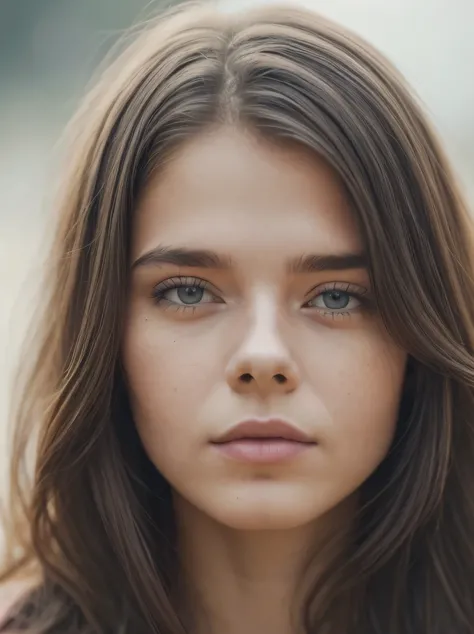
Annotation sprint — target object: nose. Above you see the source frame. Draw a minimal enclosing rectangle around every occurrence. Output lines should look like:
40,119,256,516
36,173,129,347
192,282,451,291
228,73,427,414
225,296,300,398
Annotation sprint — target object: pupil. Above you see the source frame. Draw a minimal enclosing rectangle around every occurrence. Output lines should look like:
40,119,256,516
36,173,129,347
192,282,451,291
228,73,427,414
324,290,349,310
177,286,204,304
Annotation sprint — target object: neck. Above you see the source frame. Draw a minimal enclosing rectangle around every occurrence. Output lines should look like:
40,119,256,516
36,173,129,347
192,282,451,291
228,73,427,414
173,495,355,634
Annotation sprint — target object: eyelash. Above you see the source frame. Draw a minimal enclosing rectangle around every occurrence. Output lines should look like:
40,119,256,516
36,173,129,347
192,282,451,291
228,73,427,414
151,277,371,319
151,277,214,314
302,281,371,319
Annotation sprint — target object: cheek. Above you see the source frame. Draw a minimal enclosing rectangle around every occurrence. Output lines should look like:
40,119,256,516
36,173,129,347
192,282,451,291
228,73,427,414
121,315,217,457
304,326,406,472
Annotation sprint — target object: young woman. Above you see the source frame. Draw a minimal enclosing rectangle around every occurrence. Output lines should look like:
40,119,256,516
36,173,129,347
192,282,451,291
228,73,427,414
1,1,474,632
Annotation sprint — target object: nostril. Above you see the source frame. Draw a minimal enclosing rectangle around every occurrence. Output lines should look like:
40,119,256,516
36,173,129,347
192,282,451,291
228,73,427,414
240,373,253,384
273,373,287,384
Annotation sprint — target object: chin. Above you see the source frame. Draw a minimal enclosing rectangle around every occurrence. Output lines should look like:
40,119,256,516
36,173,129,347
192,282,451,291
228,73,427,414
213,511,316,531
202,486,334,531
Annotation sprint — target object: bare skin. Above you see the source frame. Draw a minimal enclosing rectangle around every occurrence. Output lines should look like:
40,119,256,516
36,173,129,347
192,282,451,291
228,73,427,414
175,491,356,634
123,126,407,634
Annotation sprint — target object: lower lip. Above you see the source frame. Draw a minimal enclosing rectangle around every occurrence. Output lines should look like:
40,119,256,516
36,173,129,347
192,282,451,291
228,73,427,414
212,439,314,463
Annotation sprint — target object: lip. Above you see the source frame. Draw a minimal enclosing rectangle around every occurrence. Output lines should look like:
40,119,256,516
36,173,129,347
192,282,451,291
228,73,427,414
213,418,314,444
211,418,316,463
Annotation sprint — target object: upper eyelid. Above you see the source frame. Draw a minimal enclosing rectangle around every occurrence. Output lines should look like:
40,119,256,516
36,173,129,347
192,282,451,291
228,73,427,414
154,275,207,287
153,276,215,293
304,281,369,298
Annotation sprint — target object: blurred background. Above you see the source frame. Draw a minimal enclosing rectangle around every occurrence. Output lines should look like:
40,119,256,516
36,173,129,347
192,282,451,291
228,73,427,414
0,0,473,521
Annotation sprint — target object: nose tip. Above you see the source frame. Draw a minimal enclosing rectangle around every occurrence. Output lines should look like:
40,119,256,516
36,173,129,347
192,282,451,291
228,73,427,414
228,361,299,397
240,371,288,385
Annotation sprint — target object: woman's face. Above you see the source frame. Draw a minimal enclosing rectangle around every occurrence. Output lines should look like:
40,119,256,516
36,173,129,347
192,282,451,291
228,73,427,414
123,126,407,530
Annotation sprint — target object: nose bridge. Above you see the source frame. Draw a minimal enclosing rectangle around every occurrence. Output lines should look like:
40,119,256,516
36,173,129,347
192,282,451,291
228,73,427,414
226,291,300,396
242,292,286,359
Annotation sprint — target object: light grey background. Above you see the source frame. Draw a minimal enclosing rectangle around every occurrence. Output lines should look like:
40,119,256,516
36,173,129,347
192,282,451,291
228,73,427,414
1,0,473,503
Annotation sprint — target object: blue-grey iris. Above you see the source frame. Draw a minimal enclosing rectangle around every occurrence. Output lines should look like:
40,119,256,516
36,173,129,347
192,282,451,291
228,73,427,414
177,286,204,304
323,291,350,310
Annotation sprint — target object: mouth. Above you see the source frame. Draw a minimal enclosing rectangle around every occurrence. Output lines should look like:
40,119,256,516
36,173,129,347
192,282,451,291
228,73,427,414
211,418,317,464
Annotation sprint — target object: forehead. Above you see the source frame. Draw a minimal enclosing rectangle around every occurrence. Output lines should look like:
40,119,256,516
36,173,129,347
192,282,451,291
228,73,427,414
132,126,362,260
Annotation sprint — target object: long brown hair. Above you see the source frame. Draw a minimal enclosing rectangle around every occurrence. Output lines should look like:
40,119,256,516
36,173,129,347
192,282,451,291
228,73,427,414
2,1,474,632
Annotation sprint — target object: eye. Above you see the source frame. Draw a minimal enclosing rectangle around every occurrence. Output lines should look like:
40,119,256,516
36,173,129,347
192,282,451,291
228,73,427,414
309,289,360,311
164,285,213,306
304,282,369,318
152,276,220,309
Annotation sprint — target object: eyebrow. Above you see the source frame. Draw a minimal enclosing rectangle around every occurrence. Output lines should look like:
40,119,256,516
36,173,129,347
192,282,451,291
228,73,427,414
132,246,233,270
131,245,367,273
288,253,367,273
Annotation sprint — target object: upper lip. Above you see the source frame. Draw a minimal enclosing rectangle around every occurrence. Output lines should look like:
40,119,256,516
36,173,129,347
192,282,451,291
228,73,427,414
212,418,315,444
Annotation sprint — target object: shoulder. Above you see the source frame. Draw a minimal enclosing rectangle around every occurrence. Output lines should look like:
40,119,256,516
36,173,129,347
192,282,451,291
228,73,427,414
0,582,27,619
0,582,37,632
0,582,89,634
